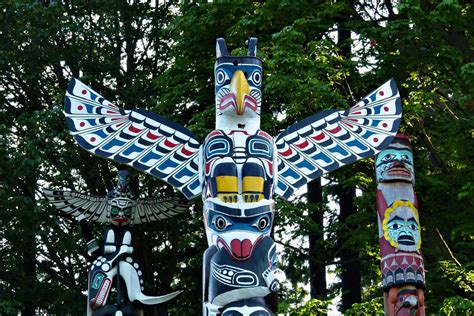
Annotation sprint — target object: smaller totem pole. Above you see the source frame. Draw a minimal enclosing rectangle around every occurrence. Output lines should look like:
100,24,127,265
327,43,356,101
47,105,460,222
44,170,187,316
375,135,426,315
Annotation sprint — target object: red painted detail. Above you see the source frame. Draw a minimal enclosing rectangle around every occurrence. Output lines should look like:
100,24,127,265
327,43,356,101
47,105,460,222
243,94,257,112
128,124,142,133
348,118,358,122
353,111,361,115
91,137,96,142
77,105,84,111
205,162,211,174
146,131,160,140
228,130,249,135
208,130,223,138
231,239,253,259
344,122,354,128
379,90,384,96
383,106,389,112
181,146,193,156
312,132,325,141
296,139,309,149
258,131,272,140
382,122,388,128
81,89,87,95
219,93,237,112
106,110,118,114
164,139,178,148
374,137,379,143
111,118,122,121
79,122,85,127
328,126,341,134
280,147,293,157
116,122,125,127
266,161,273,176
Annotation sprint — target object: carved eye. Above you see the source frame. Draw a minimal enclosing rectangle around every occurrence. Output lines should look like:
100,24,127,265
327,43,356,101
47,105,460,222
411,224,417,230
401,155,411,163
392,223,398,230
381,154,396,162
216,70,227,85
111,207,120,215
253,215,270,231
252,70,262,85
214,216,229,231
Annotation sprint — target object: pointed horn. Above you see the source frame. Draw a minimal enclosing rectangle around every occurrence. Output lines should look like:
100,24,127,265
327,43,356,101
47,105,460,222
216,38,229,58
247,37,257,57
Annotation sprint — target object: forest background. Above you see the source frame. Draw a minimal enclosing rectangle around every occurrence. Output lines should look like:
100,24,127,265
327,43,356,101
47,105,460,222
0,0,472,315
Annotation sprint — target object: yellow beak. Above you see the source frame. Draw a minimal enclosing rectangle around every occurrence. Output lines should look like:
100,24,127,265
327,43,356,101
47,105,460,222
230,70,250,115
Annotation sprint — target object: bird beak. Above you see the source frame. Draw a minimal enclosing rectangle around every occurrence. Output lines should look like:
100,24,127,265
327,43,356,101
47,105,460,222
230,70,250,115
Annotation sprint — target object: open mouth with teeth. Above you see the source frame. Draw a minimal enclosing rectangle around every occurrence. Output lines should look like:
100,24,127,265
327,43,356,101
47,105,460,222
397,235,415,245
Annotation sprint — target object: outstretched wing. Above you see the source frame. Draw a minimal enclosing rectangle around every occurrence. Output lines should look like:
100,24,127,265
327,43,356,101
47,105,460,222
43,189,109,223
275,79,402,200
134,196,189,224
64,78,202,199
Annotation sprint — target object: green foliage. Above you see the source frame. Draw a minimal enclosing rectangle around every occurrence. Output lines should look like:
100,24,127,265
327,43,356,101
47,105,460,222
438,296,474,315
0,0,472,314
344,297,384,316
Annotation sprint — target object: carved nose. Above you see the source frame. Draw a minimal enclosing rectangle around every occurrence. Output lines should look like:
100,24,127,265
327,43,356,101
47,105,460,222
230,239,252,259
230,70,250,115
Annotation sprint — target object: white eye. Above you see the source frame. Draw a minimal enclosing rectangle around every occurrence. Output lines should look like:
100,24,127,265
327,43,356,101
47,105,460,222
381,154,396,162
216,70,227,85
401,155,410,163
253,215,270,231
252,70,262,85
214,216,229,231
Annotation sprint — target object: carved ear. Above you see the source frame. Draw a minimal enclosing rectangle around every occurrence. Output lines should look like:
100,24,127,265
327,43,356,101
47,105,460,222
216,38,229,58
247,37,257,57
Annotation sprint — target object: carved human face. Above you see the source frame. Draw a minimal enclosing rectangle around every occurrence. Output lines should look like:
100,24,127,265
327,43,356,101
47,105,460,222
205,207,274,260
383,200,421,252
376,142,414,183
108,197,134,226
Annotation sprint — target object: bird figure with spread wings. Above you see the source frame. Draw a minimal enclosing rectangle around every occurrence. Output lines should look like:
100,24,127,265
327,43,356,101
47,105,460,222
61,37,401,315
44,169,187,316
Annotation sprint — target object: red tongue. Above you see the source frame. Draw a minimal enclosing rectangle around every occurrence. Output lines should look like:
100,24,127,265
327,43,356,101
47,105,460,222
230,239,252,259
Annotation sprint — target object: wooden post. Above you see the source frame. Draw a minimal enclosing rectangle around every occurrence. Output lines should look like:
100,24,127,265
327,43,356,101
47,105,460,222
375,134,426,315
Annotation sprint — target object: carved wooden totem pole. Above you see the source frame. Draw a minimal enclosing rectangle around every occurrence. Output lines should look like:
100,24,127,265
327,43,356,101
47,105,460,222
45,169,186,316
375,135,426,315
60,37,402,315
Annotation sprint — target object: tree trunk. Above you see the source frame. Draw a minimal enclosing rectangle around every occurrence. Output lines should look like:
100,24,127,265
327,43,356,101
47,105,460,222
307,179,328,300
337,186,361,312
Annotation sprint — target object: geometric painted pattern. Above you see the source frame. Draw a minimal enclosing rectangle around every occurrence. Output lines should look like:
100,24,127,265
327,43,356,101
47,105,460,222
64,79,202,199
381,253,425,288
275,79,402,199
43,188,188,224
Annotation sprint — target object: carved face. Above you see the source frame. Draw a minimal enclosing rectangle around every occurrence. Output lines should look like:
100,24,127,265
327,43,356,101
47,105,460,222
394,288,421,316
383,200,421,252
376,139,414,183
205,206,274,260
108,197,134,226
215,38,262,132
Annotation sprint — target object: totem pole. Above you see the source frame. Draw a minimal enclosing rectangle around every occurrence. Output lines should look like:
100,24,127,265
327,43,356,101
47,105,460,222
61,37,402,315
375,135,426,315
44,169,187,316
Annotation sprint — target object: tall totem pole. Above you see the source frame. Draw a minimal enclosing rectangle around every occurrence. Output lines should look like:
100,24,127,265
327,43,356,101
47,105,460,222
45,170,186,315
61,37,402,315
375,135,426,315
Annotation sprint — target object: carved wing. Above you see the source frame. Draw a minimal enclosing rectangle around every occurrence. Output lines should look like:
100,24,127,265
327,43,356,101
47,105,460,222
134,196,189,224
275,79,402,200
64,78,202,199
43,189,109,223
